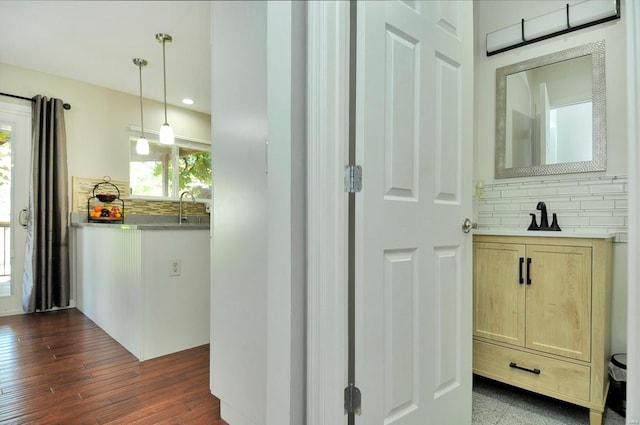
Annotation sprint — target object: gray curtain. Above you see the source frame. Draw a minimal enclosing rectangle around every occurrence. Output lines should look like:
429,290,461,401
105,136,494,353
22,96,70,312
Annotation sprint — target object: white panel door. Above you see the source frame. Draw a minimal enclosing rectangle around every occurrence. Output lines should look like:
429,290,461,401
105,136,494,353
355,1,473,424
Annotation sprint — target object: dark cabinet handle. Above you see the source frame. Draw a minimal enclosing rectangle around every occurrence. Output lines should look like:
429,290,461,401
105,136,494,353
519,257,524,284
526,258,532,285
510,362,540,375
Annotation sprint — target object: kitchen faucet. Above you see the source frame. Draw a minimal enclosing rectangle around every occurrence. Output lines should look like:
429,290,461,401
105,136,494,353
179,190,196,225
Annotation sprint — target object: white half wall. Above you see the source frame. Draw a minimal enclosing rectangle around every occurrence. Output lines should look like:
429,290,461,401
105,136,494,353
141,230,210,361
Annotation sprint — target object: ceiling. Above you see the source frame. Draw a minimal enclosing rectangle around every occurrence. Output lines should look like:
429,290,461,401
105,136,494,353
0,1,211,114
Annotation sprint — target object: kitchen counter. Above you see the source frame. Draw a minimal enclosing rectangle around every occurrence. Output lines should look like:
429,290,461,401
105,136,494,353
72,221,209,230
71,214,210,361
70,212,210,230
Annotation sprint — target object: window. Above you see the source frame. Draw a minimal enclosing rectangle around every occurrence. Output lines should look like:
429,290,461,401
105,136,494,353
129,136,211,200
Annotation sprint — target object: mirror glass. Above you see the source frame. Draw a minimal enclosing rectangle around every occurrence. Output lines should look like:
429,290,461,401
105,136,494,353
495,41,606,178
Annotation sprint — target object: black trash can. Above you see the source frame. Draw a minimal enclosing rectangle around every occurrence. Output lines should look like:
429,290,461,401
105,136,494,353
607,353,627,417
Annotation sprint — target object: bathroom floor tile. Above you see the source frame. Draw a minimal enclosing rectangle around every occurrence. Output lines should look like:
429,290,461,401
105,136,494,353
473,375,626,425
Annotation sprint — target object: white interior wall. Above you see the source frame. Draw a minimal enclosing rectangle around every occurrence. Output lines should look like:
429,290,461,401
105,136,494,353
528,56,591,107
210,2,305,424
0,63,211,184
474,0,627,182
210,2,268,425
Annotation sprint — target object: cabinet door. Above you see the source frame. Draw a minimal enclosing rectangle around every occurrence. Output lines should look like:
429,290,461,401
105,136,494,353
473,242,525,346
525,245,592,361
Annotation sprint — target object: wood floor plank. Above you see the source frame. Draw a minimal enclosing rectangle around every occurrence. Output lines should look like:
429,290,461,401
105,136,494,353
0,309,226,425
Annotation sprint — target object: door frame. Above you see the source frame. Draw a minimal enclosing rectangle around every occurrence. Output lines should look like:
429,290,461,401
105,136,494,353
0,101,31,316
627,0,640,420
306,2,350,424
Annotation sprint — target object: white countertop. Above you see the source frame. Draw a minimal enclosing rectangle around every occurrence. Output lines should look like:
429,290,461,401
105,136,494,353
474,229,616,239
72,221,210,231
69,212,209,230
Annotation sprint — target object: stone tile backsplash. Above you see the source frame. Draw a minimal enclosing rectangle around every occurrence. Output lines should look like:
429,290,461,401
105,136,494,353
476,175,628,240
72,176,208,217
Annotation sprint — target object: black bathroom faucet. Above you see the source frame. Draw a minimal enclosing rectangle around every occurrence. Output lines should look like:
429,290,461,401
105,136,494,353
528,201,561,231
537,202,549,229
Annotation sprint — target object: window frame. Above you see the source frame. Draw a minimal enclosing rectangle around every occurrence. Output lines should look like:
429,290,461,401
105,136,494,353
128,126,211,201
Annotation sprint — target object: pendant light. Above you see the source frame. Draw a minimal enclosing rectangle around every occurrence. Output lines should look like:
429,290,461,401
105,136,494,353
156,33,174,145
133,58,150,155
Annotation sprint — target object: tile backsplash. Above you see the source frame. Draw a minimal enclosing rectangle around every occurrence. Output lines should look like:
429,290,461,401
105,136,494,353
72,176,208,216
476,175,628,240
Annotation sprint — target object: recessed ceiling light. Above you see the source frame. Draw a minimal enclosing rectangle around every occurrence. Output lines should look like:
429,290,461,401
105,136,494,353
182,98,194,105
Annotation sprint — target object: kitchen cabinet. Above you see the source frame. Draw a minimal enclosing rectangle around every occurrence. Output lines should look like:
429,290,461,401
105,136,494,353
473,234,612,425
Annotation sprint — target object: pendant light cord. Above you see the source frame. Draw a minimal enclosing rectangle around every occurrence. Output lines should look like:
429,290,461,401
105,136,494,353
162,39,168,125
138,63,145,137
155,33,173,145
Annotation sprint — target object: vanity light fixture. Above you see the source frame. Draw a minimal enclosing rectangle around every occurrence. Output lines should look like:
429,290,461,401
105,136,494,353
156,33,174,145
133,58,150,156
486,0,619,56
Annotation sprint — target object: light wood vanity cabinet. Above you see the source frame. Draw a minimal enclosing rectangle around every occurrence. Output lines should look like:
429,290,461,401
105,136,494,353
473,234,612,425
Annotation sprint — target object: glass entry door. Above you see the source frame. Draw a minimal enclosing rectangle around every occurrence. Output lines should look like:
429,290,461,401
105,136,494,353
0,102,31,315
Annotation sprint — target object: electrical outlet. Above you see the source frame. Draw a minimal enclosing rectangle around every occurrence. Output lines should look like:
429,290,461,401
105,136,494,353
170,259,181,276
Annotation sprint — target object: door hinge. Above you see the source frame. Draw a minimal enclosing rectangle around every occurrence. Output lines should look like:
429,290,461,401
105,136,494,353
344,383,362,415
344,165,362,193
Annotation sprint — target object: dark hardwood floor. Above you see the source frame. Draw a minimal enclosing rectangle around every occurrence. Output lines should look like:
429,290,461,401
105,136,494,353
0,308,227,425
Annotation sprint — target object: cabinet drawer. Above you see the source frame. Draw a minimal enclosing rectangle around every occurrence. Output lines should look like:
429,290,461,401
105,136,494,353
473,339,591,402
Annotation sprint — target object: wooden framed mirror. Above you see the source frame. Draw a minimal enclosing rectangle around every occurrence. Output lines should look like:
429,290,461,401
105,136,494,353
495,41,606,178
